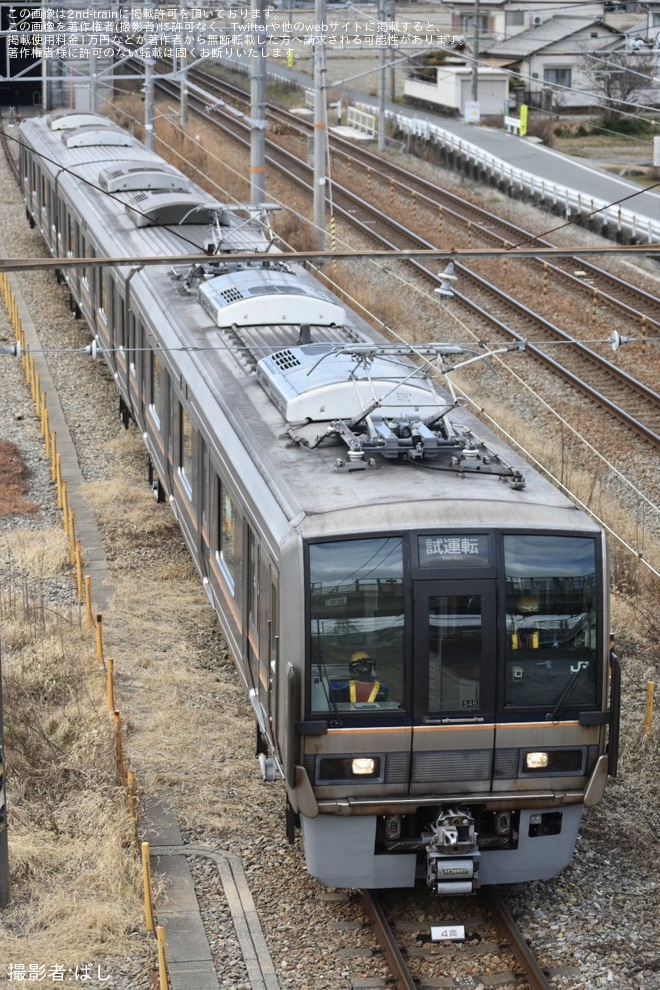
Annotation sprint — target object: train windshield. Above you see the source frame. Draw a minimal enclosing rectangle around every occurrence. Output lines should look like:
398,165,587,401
503,535,598,709
306,532,600,718
308,538,405,712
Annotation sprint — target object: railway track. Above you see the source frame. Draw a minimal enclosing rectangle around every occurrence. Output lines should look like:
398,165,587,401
362,887,562,990
146,67,660,454
0,109,20,183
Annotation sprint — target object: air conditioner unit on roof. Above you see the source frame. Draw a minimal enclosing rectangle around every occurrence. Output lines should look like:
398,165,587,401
532,15,543,26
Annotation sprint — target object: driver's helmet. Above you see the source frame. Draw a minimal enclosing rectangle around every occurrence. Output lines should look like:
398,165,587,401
349,651,373,679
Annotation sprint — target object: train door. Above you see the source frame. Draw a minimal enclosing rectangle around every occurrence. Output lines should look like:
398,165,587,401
410,580,496,794
268,571,279,725
198,435,210,582
246,525,260,688
256,560,279,753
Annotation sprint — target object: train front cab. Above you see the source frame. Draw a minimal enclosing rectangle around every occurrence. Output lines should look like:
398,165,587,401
296,526,618,893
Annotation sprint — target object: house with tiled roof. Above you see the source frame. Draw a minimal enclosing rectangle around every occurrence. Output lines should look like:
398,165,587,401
482,16,626,109
446,0,606,47
444,0,657,110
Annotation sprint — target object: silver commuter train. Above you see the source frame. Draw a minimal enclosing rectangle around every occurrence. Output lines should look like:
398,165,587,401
19,110,620,894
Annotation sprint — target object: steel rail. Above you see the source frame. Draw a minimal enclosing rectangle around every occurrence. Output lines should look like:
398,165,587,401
482,886,554,990
363,886,555,990
361,890,417,990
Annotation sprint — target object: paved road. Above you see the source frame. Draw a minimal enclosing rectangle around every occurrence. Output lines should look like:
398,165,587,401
387,99,660,225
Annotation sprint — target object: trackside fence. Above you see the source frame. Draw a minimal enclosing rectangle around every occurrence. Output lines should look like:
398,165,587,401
0,270,170,990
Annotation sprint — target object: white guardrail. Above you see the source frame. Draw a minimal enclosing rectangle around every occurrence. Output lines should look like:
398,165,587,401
503,115,522,135
387,109,660,246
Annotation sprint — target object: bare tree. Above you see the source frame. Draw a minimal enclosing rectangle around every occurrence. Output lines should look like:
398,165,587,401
583,49,656,120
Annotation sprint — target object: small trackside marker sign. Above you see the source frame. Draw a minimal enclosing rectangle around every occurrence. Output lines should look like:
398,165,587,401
431,926,465,942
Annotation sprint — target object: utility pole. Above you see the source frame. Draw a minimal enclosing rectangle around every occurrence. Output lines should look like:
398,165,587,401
180,58,188,128
471,0,480,103
387,0,396,103
144,56,155,151
90,48,97,113
313,0,327,250
250,0,267,205
378,0,386,151
179,0,188,127
89,0,97,112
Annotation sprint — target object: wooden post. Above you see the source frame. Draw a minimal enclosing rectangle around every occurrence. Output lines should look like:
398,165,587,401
51,431,58,482
156,926,168,990
84,576,93,629
141,842,154,932
75,541,83,601
113,710,125,783
96,614,104,665
68,509,76,565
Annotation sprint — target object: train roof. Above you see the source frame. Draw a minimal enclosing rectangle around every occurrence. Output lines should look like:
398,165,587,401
19,114,601,541
20,114,271,257
137,259,592,536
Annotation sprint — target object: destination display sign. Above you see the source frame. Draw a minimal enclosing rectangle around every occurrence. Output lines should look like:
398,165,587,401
418,534,490,568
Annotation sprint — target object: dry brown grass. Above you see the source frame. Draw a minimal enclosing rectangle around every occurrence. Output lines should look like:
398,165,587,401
0,571,147,969
67,459,264,834
2,527,69,579
0,441,37,518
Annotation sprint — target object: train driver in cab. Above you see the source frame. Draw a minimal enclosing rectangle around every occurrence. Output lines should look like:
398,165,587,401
330,651,389,704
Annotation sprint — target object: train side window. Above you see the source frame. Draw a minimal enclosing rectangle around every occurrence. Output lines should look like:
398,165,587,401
100,271,109,320
307,537,405,713
130,314,144,375
114,283,125,349
503,535,599,710
217,481,236,594
178,403,194,499
31,162,38,209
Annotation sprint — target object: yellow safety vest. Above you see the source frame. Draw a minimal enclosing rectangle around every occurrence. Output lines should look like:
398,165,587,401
349,680,381,703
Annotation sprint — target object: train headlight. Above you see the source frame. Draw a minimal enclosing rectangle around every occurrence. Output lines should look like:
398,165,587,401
352,757,377,776
522,749,586,774
316,755,383,783
525,751,549,770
